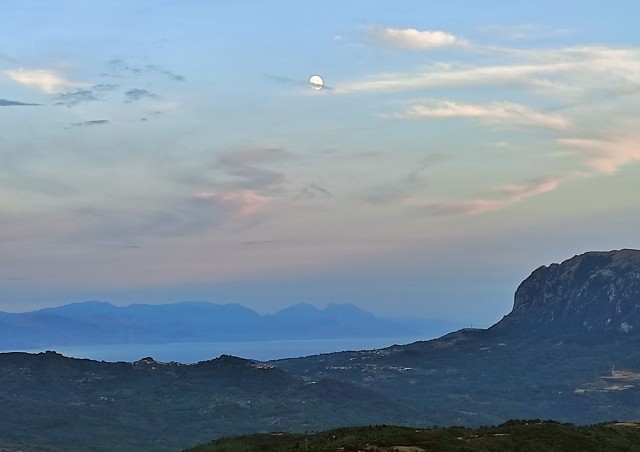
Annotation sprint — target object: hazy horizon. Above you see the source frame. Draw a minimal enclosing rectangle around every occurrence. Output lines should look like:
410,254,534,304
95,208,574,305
0,299,471,329
2,1,639,327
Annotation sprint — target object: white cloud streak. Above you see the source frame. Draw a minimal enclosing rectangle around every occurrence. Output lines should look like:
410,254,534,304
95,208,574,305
479,23,572,41
372,28,468,50
401,99,569,129
336,46,640,95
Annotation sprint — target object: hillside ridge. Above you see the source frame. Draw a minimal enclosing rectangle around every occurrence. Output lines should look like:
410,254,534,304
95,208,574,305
489,248,640,335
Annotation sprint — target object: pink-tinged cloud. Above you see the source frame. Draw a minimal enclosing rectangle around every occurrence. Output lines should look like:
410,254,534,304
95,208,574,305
561,136,640,174
372,28,468,50
193,190,272,216
4,68,87,94
401,99,569,129
405,177,563,215
497,178,561,198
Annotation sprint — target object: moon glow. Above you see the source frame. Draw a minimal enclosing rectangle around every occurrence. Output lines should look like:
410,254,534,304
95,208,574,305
309,74,324,90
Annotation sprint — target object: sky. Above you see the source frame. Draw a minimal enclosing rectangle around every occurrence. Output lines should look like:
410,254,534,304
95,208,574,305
1,1,640,326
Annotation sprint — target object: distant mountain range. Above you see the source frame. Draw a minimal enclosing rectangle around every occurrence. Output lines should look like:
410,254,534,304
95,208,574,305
0,301,461,350
1,249,639,451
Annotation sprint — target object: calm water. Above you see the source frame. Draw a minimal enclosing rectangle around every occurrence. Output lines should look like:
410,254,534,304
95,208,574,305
19,336,430,363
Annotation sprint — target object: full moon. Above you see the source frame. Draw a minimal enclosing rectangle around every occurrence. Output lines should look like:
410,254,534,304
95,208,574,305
309,75,324,90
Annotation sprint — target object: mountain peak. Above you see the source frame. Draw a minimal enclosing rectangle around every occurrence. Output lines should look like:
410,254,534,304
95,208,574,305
39,300,118,315
491,249,640,335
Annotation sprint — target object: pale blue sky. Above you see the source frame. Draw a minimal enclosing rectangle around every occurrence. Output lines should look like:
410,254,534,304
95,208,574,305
1,1,639,325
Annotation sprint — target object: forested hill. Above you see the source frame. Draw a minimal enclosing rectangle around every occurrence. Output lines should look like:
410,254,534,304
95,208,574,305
187,421,640,451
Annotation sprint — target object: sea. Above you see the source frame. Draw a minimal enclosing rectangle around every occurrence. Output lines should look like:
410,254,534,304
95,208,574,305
17,336,430,363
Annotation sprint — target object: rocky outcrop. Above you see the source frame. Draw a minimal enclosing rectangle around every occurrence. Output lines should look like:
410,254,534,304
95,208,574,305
491,249,640,335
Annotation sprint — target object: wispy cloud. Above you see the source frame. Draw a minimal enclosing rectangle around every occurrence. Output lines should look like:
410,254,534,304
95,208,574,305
371,28,468,50
55,89,97,106
106,59,185,81
479,23,572,41
265,74,307,87
54,84,118,107
334,39,640,181
186,148,336,221
70,149,294,243
77,185,277,244
145,64,185,82
365,152,447,205
139,110,165,122
4,68,87,93
167,147,297,223
405,177,566,215
71,120,110,127
0,99,42,107
139,103,179,121
561,134,640,174
336,46,640,95
72,201,221,244
297,183,333,200
70,164,306,245
192,190,273,217
125,88,159,102
400,99,569,129
215,147,293,193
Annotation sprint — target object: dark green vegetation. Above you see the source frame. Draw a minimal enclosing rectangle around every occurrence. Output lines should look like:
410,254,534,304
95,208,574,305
188,421,640,451
275,329,640,427
0,352,418,451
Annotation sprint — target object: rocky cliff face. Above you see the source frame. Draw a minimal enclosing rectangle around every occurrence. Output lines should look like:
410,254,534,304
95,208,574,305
492,249,640,335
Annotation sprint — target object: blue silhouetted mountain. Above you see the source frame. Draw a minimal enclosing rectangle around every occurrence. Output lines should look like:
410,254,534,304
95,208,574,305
264,303,421,339
38,300,119,316
0,300,458,350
